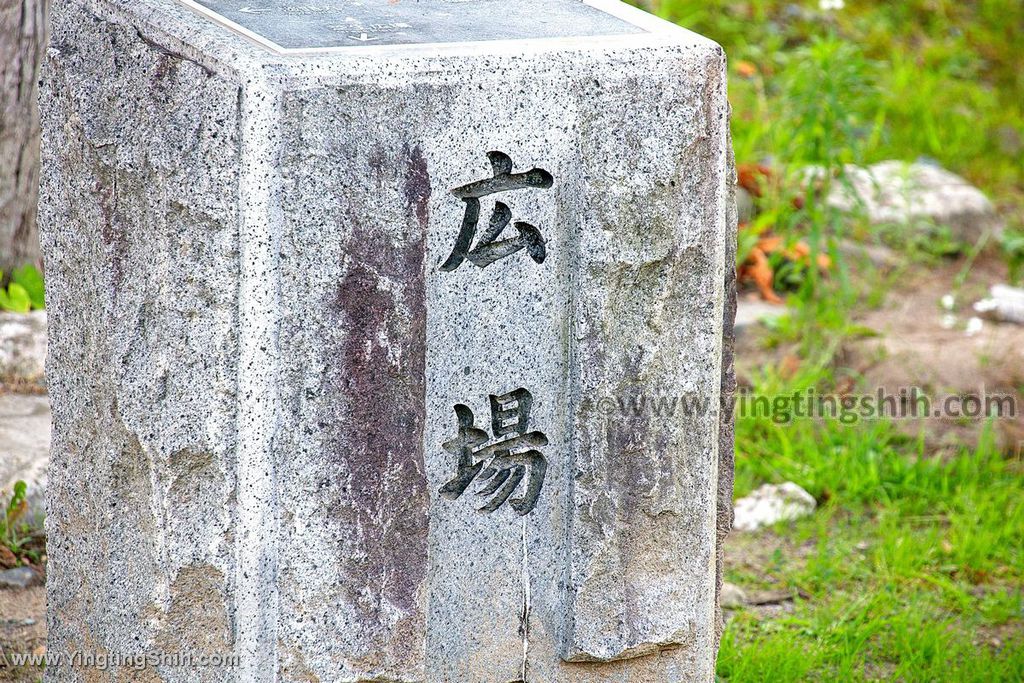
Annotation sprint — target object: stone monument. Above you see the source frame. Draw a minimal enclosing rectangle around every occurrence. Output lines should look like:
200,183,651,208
39,0,736,681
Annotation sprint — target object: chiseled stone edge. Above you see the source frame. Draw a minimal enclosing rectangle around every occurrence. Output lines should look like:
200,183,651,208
715,130,738,655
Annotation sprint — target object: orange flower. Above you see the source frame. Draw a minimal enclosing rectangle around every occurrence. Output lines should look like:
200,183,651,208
735,61,758,78
739,246,783,304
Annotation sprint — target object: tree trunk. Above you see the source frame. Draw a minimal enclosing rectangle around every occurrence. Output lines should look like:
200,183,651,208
0,0,47,272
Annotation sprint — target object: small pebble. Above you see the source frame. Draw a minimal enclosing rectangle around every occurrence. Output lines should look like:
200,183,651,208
720,582,748,609
0,566,37,590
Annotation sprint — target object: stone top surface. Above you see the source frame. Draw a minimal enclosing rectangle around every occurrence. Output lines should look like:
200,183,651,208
178,0,646,52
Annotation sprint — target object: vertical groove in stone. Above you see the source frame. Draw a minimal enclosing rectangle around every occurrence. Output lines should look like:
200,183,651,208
521,516,531,682
235,73,283,683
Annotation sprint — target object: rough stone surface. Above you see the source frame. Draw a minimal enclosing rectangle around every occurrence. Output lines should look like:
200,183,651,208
733,482,816,532
715,145,737,658
39,1,735,681
0,311,47,382
0,393,50,527
825,161,1003,243
41,3,242,681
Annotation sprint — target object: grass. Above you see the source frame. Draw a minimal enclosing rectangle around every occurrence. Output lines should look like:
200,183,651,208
0,481,43,568
650,0,1024,207
631,0,1024,679
724,372,1024,680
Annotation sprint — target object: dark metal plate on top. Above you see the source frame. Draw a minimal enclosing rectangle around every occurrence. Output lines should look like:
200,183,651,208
179,0,646,51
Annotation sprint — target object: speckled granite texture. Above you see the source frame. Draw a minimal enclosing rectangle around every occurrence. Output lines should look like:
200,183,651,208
38,1,735,681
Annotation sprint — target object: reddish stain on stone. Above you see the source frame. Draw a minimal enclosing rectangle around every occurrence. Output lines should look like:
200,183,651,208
322,143,430,631
94,168,126,291
403,143,431,227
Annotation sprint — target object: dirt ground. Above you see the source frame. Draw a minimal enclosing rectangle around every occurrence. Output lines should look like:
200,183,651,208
737,253,1024,455
845,256,1024,453
0,586,45,683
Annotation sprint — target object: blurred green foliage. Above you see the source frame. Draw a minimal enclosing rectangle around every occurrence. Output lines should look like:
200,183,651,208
1001,228,1024,285
0,264,45,312
648,0,1024,201
0,480,38,564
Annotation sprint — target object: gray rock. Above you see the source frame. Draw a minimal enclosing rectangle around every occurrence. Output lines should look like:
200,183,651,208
735,298,789,334
0,567,38,590
836,238,902,270
824,161,1002,243
0,311,46,382
0,393,50,528
39,1,735,681
736,185,755,224
719,582,747,609
733,482,816,531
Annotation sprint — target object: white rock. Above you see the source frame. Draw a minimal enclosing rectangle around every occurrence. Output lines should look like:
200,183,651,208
974,284,1024,325
0,311,46,382
825,161,1002,243
733,482,817,531
836,238,902,270
965,316,984,336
